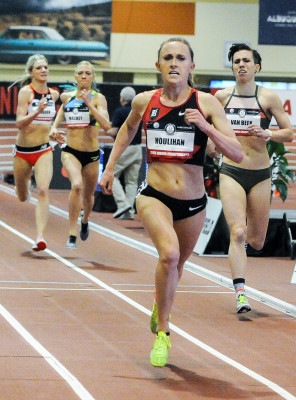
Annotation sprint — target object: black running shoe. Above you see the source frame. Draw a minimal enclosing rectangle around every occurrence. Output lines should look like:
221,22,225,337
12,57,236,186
66,235,77,249
80,222,89,241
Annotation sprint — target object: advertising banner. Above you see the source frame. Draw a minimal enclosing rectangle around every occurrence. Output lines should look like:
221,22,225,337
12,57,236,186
193,197,223,255
259,0,296,45
0,0,111,66
270,90,296,127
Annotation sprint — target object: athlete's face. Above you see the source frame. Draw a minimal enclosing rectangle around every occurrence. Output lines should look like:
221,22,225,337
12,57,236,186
75,65,94,89
232,49,259,81
156,41,195,86
30,60,49,82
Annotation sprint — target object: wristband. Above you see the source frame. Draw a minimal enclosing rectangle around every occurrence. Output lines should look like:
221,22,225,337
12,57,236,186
265,129,272,142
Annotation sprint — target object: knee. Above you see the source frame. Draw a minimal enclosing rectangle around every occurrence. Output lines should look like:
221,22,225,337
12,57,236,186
17,189,30,202
18,194,27,202
15,185,28,202
249,235,265,250
71,182,82,195
159,247,180,273
230,224,247,244
37,185,49,199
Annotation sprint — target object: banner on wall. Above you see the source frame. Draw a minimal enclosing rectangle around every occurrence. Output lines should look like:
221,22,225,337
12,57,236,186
0,0,111,66
193,197,223,255
270,90,296,127
259,0,296,45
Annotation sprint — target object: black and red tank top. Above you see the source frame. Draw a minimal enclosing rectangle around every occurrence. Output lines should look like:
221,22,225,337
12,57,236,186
224,85,271,136
142,88,208,165
27,84,56,125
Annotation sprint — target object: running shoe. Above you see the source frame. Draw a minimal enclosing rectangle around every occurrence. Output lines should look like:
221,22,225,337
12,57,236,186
80,221,89,241
113,205,132,219
236,293,251,313
32,237,47,252
150,331,171,367
119,212,134,220
66,235,77,249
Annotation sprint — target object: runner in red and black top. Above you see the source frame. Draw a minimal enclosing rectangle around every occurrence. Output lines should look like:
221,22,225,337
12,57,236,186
13,54,60,252
100,38,243,368
213,43,294,314
143,87,208,165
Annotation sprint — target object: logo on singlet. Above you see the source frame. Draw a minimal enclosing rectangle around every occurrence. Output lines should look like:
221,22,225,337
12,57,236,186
150,108,160,120
238,109,246,118
189,205,204,211
165,124,176,135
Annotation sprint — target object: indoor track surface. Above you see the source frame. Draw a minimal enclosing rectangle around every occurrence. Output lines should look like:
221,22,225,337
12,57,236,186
0,182,295,400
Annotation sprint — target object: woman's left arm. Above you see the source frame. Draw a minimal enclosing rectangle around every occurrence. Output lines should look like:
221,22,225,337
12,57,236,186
185,93,243,164
265,91,294,143
248,90,293,142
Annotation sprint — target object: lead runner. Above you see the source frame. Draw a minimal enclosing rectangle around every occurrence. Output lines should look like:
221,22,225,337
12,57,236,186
99,37,243,367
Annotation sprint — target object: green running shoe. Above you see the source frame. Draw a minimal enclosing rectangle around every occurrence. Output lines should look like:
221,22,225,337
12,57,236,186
236,293,251,313
150,331,171,367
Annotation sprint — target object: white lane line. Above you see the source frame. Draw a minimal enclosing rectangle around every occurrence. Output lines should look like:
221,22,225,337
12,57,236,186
0,304,95,400
112,283,221,287
0,280,91,285
0,287,232,294
27,186,296,318
0,287,105,291
1,183,296,317
0,220,295,400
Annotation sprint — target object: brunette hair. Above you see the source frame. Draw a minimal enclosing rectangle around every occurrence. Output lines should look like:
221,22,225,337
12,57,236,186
228,43,262,71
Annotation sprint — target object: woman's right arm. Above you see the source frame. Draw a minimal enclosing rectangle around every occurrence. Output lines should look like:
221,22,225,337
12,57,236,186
16,86,48,130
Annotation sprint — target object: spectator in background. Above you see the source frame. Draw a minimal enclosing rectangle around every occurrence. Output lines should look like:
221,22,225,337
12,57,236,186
107,86,143,220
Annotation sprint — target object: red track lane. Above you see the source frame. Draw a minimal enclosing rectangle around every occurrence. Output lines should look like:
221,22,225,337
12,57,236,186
0,182,295,400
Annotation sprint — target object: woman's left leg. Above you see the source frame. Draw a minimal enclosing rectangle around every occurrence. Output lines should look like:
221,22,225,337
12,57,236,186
174,209,206,279
34,151,53,238
246,177,271,249
81,161,99,225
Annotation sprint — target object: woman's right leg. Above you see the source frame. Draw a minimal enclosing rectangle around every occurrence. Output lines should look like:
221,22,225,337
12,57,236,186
219,174,251,313
136,194,180,333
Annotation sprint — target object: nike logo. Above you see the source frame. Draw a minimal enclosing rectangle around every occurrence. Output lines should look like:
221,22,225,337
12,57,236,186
178,111,185,116
189,205,203,211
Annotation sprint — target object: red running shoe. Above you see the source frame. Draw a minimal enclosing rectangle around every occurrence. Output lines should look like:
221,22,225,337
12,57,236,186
32,237,47,251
